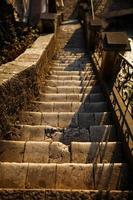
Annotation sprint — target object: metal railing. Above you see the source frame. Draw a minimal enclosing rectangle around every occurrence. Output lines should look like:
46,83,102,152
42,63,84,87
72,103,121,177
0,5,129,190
114,53,133,115
94,33,133,116
92,32,133,156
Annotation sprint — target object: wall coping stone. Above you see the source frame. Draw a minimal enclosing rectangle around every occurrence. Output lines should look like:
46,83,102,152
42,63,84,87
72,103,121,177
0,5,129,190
0,33,54,87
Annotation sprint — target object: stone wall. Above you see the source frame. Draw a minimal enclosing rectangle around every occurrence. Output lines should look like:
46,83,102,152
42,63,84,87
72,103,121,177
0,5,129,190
0,33,56,138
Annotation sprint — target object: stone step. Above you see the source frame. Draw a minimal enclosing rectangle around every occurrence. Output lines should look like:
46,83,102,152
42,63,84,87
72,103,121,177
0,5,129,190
49,74,96,80
0,141,124,163
13,125,117,143
55,57,88,61
0,141,70,163
46,80,97,87
51,60,92,67
52,57,90,62
39,93,105,102
0,163,131,190
51,66,92,71
52,71,94,76
0,189,132,200
28,102,108,113
71,142,124,163
41,86,101,94
20,112,112,128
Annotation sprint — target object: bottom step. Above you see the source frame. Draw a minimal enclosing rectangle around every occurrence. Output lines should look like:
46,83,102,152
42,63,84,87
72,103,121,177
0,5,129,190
0,163,132,190
0,189,132,200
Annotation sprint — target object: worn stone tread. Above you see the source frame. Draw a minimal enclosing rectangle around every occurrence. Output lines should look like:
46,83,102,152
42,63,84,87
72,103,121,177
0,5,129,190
71,142,125,163
28,101,108,112
20,111,111,127
9,125,117,143
42,85,101,94
39,93,105,102
0,140,124,163
0,163,131,190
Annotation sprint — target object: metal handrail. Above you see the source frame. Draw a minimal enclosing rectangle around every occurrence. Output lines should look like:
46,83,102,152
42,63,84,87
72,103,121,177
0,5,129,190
94,32,133,116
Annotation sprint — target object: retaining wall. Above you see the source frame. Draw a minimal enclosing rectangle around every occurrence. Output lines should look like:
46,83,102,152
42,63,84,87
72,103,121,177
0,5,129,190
0,33,56,138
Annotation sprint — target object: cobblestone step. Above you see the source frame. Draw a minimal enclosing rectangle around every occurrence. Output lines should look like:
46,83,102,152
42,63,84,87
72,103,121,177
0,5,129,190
0,189,132,200
0,141,124,163
28,102,108,113
20,112,112,127
0,163,131,190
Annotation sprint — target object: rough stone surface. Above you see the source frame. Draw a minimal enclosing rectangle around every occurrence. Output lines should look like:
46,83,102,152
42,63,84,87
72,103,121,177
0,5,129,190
26,164,56,189
0,141,25,162
0,163,28,188
24,142,49,163
56,164,94,190
89,125,117,142
21,125,45,141
0,33,56,138
71,142,99,163
49,142,70,163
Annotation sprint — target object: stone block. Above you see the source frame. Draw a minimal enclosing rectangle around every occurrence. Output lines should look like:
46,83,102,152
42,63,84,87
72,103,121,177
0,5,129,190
49,142,70,163
84,102,107,112
56,164,94,189
42,113,58,127
78,113,94,128
94,163,130,190
99,142,123,163
33,102,54,112
24,142,49,163
66,94,80,102
64,80,81,86
20,112,42,125
45,190,71,200
71,190,92,200
42,94,67,102
22,125,45,141
63,128,90,145
71,102,83,112
59,113,78,128
89,125,116,142
0,163,28,188
26,164,56,189
75,87,83,93
71,75,80,80
94,112,111,125
71,142,99,163
0,141,25,162
89,93,105,102
57,86,74,93
54,102,72,112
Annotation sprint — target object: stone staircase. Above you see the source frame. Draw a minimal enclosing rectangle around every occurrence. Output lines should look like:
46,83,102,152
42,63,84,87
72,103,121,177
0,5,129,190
0,23,132,199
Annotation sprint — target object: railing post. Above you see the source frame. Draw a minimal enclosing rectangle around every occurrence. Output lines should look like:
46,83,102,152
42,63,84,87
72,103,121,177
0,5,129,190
87,17,102,52
101,32,130,82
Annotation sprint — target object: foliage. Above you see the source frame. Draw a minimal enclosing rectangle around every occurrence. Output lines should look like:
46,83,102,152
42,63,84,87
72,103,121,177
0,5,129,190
0,0,39,66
